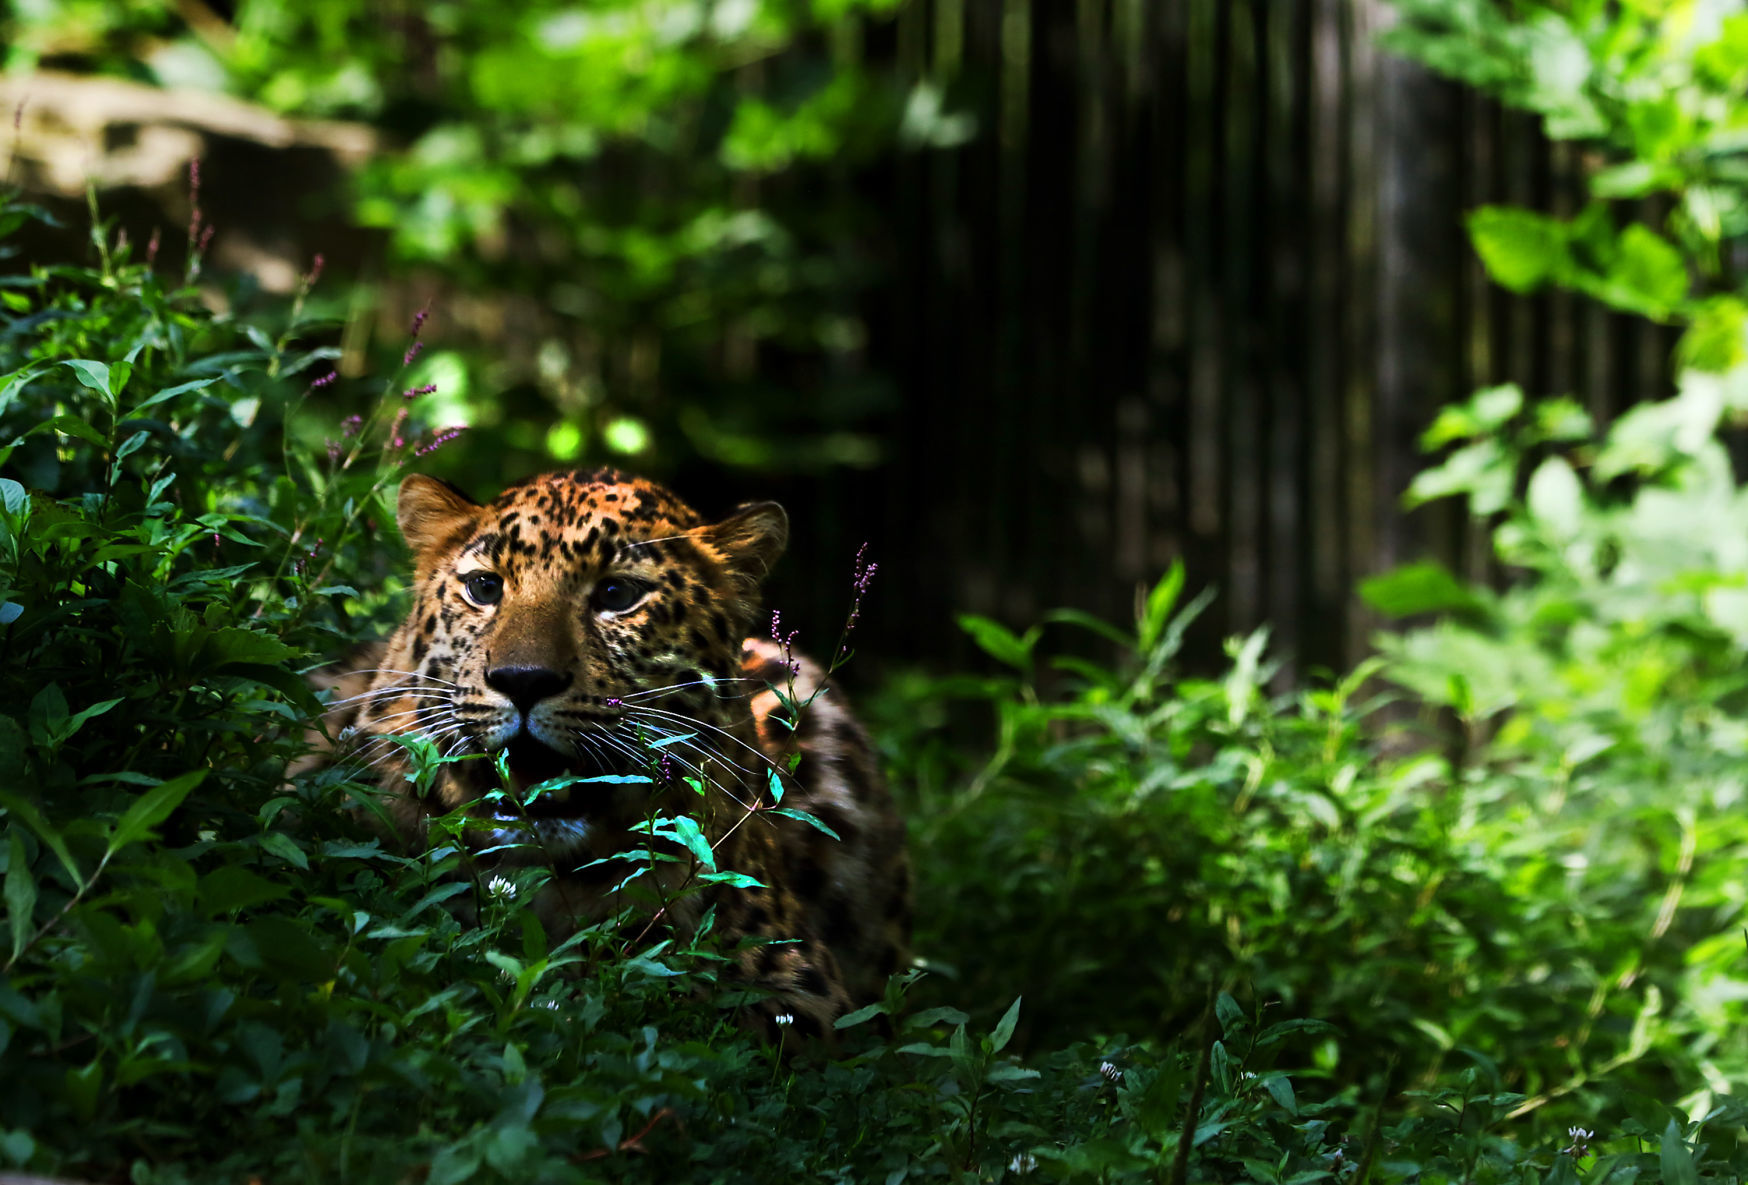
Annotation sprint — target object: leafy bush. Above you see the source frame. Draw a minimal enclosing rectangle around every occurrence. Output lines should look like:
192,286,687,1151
19,0,1748,1171
5,193,1720,1183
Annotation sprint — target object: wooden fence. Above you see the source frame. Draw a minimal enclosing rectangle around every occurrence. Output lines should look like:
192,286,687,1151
807,0,1676,677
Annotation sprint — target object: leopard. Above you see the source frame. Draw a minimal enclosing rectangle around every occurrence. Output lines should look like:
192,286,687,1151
309,466,910,1041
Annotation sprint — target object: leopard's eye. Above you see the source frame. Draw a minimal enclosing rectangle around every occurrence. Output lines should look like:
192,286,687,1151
594,577,647,614
463,571,504,607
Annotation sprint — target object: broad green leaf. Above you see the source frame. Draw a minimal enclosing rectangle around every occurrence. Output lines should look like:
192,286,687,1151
1605,224,1689,316
990,995,1022,1053
698,870,765,889
1525,456,1584,539
196,865,291,914
5,830,35,960
62,359,115,399
833,1001,887,1030
1661,1119,1698,1185
769,807,841,841
0,367,40,417
258,831,310,870
29,415,108,449
670,814,715,872
956,614,1039,670
1359,561,1485,618
1140,562,1185,651
0,793,79,886
1467,206,1567,292
134,376,219,415
106,770,204,857
1260,1073,1298,1115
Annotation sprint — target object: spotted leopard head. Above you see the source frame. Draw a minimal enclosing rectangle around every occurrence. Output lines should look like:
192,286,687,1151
366,467,787,823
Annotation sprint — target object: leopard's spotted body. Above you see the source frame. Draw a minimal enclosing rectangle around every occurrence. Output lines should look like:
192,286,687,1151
314,468,909,1038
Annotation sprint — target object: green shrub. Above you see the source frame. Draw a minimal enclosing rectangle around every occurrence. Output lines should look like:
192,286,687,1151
4,192,1713,1183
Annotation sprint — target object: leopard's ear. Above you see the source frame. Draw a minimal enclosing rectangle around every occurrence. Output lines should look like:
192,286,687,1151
704,501,788,581
397,474,481,557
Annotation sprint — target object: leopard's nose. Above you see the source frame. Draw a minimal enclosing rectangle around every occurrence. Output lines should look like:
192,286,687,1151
485,665,573,712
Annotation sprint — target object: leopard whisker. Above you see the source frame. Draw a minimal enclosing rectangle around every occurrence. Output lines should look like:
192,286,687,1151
326,687,456,710
345,716,464,766
619,704,780,773
353,708,460,735
625,720,761,781
616,677,761,702
609,722,757,813
571,729,619,773
325,667,463,688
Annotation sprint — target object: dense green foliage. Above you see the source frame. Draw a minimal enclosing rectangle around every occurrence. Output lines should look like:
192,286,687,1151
0,198,1735,1183
13,0,1748,1180
3,0,922,487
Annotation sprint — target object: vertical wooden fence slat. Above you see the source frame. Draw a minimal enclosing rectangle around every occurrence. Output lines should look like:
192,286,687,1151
855,0,1674,678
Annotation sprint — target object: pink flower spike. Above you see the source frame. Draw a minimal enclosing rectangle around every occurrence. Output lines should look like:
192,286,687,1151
402,383,437,401
404,340,424,366
410,306,429,337
187,158,202,244
309,369,338,390
414,426,467,457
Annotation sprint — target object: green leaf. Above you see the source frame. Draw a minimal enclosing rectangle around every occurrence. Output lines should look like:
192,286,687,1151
769,807,841,841
1139,562,1186,651
956,614,1039,670
133,376,219,415
670,814,715,872
1661,1119,1698,1185
1260,1074,1298,1115
197,865,291,914
1360,561,1485,618
990,995,1022,1053
106,771,204,858
62,359,115,399
64,696,122,742
30,415,109,449
0,793,80,886
698,870,765,889
1605,224,1689,316
201,627,298,668
0,478,25,515
258,831,310,871
833,1001,887,1030
1467,206,1568,292
5,830,36,960
0,367,41,417
767,767,785,804
1525,456,1584,538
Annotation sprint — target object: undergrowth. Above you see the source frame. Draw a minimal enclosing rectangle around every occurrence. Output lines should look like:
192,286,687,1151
3,179,1748,1180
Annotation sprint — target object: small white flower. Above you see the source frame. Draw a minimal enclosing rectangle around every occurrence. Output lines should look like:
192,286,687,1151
486,875,515,899
1562,1127,1595,1158
773,1013,795,1026
1008,1153,1037,1174
1098,1061,1123,1084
